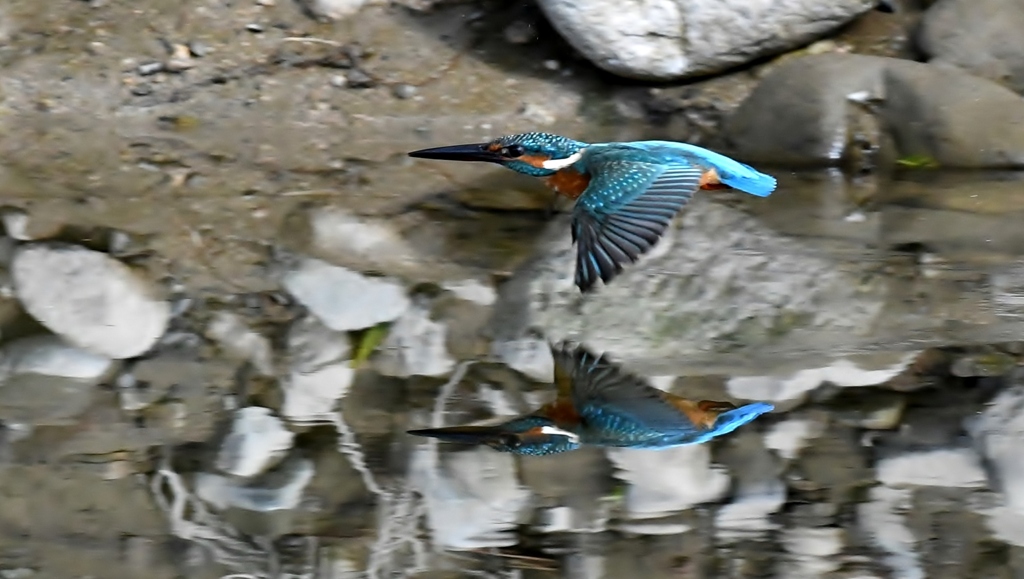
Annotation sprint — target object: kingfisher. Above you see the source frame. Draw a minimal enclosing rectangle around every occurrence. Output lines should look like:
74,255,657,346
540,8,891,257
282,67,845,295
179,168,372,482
408,132,777,293
407,343,773,456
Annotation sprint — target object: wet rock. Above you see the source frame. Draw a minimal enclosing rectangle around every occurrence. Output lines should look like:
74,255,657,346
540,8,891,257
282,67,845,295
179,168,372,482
441,279,496,306
490,336,553,383
830,390,907,430
782,527,845,577
11,244,170,359
410,445,531,549
725,53,1024,168
196,454,315,512
215,407,294,479
858,486,922,579
716,434,786,539
536,0,876,80
281,361,354,424
281,257,409,332
918,0,1024,94
205,311,275,376
764,416,825,461
950,349,1017,378
970,382,1024,547
607,445,729,521
497,201,889,371
375,301,455,378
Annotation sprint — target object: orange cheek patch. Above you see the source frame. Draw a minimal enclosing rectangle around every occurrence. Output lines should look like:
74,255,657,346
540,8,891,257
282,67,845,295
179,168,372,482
544,169,591,200
538,399,582,425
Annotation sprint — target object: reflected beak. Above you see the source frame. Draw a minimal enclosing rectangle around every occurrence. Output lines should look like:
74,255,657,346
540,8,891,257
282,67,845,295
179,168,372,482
407,143,504,164
407,425,511,445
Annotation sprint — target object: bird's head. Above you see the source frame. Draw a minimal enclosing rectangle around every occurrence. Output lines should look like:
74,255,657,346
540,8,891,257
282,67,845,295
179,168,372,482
408,132,588,177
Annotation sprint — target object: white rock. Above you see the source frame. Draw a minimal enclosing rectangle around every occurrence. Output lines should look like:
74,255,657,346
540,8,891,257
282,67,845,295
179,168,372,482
205,311,275,376
375,303,455,378
716,479,787,539
607,445,729,520
281,258,409,332
971,384,1024,509
442,279,497,306
216,406,295,478
0,334,114,381
410,445,531,550
11,244,170,359
536,0,876,80
490,337,554,383
282,362,355,424
876,448,987,488
300,0,378,20
196,456,314,512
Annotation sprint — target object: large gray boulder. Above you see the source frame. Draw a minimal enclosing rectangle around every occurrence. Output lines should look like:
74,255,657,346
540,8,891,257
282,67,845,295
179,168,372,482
723,53,1024,168
536,0,877,80
918,0,1024,94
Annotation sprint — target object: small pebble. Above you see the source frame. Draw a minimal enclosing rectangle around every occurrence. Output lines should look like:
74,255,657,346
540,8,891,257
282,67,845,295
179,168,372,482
188,41,210,57
130,84,154,96
345,69,374,89
542,59,560,71
164,44,194,73
246,23,265,33
329,74,347,88
503,20,535,45
137,61,163,76
391,83,417,99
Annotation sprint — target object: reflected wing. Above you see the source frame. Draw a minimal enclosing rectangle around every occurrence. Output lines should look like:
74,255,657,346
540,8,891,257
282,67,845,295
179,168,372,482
572,160,703,292
553,343,773,435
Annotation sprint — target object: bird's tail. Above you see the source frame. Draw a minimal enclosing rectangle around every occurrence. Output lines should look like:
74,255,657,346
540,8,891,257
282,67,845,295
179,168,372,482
718,164,777,198
710,402,774,435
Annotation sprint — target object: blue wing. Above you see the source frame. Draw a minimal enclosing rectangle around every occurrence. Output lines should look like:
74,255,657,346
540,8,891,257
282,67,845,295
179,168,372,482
622,141,777,198
571,158,703,293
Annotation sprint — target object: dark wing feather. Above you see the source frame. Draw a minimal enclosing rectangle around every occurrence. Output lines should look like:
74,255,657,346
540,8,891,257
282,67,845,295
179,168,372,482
553,342,709,432
572,161,704,292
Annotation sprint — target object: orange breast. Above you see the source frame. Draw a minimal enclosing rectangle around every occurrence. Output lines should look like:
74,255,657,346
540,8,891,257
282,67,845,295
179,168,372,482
544,168,591,200
538,398,582,426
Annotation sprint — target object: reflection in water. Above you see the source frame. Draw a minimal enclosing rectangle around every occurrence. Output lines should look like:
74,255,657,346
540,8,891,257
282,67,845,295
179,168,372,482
6,171,1024,577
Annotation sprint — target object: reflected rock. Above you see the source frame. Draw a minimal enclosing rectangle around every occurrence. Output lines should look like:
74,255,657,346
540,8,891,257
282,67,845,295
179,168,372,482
0,334,115,425
715,432,786,540
282,361,355,424
781,527,845,579
11,243,170,359
607,445,728,526
286,314,352,374
858,486,923,579
876,448,987,489
725,53,1024,169
216,406,295,479
376,300,455,378
281,257,409,332
205,311,275,377
970,383,1024,546
726,352,920,406
410,445,531,550
498,200,889,371
537,0,876,81
196,453,315,513
763,416,826,461
490,336,554,383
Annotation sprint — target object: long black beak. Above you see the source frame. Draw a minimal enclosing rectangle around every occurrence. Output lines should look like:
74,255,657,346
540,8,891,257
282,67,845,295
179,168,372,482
408,425,512,445
407,143,504,164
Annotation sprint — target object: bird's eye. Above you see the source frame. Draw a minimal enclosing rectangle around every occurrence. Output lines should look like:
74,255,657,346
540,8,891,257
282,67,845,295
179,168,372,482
503,144,525,158
500,434,521,448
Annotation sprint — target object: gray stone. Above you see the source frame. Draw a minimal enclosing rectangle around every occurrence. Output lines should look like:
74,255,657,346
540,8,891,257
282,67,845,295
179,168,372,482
0,334,114,381
724,53,1024,168
918,0,1024,94
281,361,354,424
205,311,275,377
536,0,876,80
11,244,170,359
281,257,409,332
196,455,315,512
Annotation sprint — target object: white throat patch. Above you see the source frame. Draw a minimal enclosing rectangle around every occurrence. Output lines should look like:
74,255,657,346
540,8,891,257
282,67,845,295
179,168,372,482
539,425,580,444
541,150,584,170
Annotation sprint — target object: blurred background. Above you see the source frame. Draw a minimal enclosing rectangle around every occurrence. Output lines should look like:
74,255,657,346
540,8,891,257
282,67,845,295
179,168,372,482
2,0,1024,577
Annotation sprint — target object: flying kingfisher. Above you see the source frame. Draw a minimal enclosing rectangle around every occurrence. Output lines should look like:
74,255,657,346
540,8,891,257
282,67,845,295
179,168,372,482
408,133,777,293
408,343,774,456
